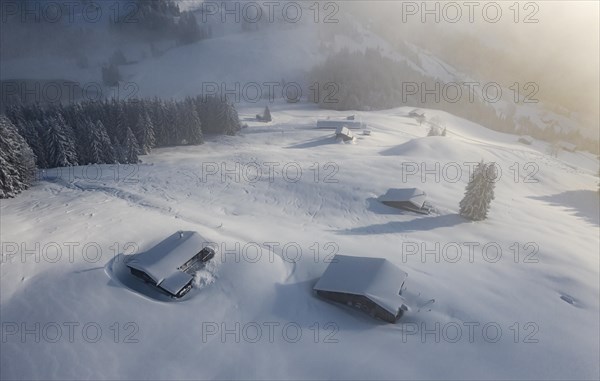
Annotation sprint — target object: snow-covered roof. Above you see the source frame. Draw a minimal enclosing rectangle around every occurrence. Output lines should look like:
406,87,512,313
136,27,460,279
335,126,354,140
558,141,577,151
126,231,208,295
314,255,408,316
378,188,427,209
317,119,365,129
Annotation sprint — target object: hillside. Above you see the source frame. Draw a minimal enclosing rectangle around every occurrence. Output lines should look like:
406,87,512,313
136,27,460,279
1,2,599,379
1,103,598,379
1,6,595,145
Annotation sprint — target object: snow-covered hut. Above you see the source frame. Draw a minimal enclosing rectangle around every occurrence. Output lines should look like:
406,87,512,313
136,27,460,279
126,231,215,298
518,135,534,145
314,255,409,323
378,188,431,214
558,141,577,152
335,126,355,142
317,118,365,130
408,109,424,118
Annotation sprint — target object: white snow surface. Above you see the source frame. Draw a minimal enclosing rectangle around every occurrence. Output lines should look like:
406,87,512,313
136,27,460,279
1,104,599,380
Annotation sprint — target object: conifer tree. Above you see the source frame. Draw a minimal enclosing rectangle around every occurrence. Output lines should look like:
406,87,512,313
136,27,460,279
135,109,156,154
0,115,36,198
178,101,203,145
224,100,242,135
149,98,168,146
87,119,104,164
96,120,116,164
44,113,78,168
22,120,48,168
122,126,140,164
459,161,498,221
262,106,272,122
195,95,240,136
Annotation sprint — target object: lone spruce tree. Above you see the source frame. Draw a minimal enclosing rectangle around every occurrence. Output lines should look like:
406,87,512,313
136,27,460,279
263,106,272,122
459,161,498,221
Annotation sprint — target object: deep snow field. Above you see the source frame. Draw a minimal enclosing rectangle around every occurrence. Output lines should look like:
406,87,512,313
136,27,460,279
1,104,599,380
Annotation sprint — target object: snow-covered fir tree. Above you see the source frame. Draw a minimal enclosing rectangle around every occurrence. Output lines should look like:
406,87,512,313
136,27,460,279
225,101,242,135
459,161,498,221
96,120,116,164
195,95,241,136
149,98,169,146
121,126,140,164
0,116,36,198
195,96,222,134
178,101,203,145
113,102,128,143
135,109,156,154
73,116,92,164
262,106,272,122
84,119,115,165
44,113,78,168
5,104,27,129
87,119,104,165
164,100,181,145
21,120,48,168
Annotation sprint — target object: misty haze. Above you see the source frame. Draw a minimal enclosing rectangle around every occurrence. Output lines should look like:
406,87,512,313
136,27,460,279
0,1,599,380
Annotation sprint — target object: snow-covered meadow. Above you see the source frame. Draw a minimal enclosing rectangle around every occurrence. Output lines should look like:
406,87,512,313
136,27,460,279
1,104,598,380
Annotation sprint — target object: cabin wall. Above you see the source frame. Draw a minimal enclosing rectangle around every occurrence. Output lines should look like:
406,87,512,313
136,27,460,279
315,290,398,323
382,201,420,210
317,121,364,129
129,267,156,285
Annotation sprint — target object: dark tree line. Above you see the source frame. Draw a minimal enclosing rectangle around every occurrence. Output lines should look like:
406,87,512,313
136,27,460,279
2,0,207,64
113,0,206,45
1,95,241,198
310,48,517,133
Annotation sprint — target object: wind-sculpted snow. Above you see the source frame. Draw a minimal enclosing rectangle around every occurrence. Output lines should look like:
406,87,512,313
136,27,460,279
1,105,598,380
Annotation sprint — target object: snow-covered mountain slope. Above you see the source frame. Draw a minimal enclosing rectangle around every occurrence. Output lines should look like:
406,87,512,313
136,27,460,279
1,10,592,140
1,104,598,380
121,25,321,98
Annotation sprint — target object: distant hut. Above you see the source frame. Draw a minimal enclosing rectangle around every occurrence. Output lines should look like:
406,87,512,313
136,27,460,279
408,109,424,118
378,188,431,214
317,118,365,130
408,109,425,125
557,141,577,152
335,126,355,142
256,106,272,122
518,135,534,145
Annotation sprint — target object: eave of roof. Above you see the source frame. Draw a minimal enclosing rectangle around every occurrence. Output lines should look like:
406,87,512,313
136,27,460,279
378,188,427,209
126,231,208,292
314,255,408,315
